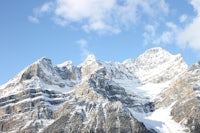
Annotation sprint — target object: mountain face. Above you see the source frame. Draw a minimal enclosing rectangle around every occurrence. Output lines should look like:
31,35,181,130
0,47,199,133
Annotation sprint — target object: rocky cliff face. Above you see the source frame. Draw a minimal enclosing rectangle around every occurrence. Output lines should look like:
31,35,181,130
0,47,199,133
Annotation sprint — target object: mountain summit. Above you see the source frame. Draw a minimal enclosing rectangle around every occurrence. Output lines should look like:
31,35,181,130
124,47,188,83
0,47,199,133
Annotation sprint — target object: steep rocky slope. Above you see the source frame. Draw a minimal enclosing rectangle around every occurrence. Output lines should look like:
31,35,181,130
155,61,200,133
0,47,199,133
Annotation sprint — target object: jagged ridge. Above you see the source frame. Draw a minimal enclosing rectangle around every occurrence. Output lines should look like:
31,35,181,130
0,47,200,133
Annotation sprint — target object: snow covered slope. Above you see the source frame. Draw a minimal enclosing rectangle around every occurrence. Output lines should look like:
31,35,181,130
1,47,200,133
123,47,188,83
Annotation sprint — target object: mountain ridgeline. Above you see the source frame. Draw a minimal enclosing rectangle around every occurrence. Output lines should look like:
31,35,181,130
0,47,200,133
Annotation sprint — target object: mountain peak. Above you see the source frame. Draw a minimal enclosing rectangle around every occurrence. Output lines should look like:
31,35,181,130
18,57,54,82
145,47,165,52
85,54,97,62
38,56,50,61
123,47,188,83
78,54,103,78
79,54,99,67
57,60,73,68
136,47,174,66
140,47,171,58
35,57,52,66
136,47,186,67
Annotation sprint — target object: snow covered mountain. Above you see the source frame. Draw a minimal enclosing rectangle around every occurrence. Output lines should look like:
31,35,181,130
0,47,199,133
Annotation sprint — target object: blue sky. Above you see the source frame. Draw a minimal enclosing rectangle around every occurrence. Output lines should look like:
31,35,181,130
1,0,200,85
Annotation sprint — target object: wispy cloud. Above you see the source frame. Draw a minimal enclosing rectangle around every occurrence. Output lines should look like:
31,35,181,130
179,14,188,23
143,24,157,45
33,2,54,16
154,31,174,45
177,0,200,50
191,0,200,16
143,0,200,51
76,39,90,59
28,16,40,24
30,0,169,34
177,17,200,50
28,2,54,24
143,22,178,45
39,2,54,13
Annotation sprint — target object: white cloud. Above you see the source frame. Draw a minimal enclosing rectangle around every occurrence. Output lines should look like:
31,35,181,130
143,0,200,51
153,31,174,45
54,0,123,33
55,0,115,21
177,17,200,50
77,39,88,46
28,2,54,23
136,0,169,17
179,14,188,23
143,22,177,45
28,16,39,24
166,22,177,30
52,17,68,27
82,21,121,34
177,0,200,50
76,39,90,59
40,2,54,13
143,24,157,45
191,0,200,16
34,2,54,15
30,0,169,34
